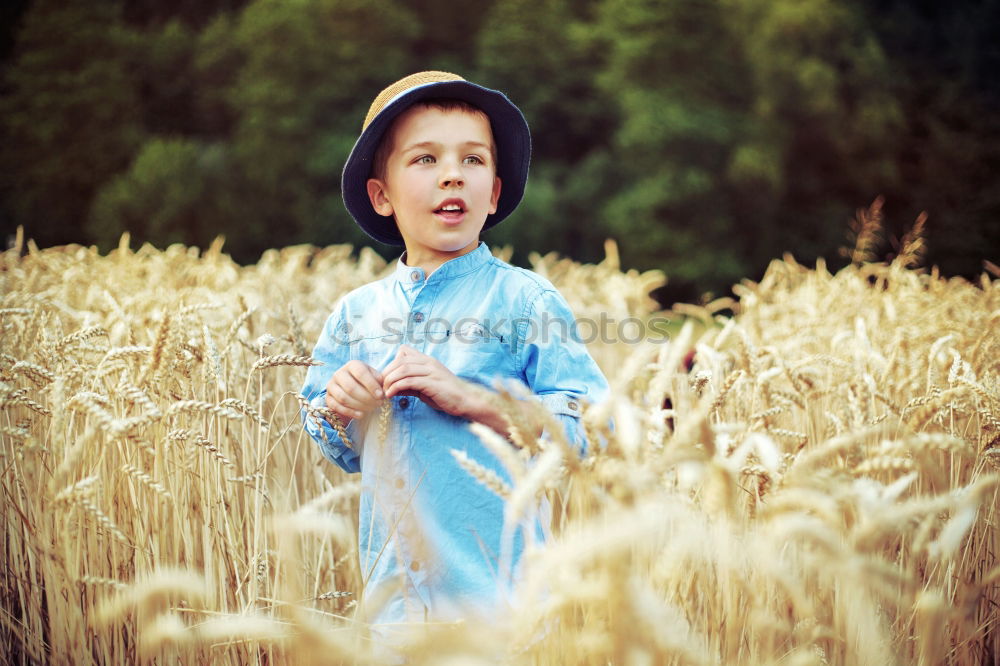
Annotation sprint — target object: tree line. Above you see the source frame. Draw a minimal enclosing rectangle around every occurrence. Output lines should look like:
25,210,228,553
2,0,998,301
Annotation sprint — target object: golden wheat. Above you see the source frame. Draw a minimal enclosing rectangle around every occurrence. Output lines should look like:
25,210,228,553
1,233,997,664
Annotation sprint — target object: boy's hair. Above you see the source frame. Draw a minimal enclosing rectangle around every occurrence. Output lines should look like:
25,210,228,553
370,98,498,182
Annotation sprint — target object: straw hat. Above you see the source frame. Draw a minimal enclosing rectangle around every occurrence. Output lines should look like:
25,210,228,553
341,71,531,246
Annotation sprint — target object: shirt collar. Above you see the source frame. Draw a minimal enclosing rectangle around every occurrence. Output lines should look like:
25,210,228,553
393,242,492,285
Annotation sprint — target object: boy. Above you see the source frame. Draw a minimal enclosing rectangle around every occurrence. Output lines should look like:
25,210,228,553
300,71,608,631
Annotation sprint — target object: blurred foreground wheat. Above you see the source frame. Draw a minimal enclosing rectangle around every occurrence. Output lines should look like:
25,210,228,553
1,231,997,664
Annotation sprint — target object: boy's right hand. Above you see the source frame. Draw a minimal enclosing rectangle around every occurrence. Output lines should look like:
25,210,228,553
325,360,384,423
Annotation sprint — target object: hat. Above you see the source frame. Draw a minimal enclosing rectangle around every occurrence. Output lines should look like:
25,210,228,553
341,71,531,246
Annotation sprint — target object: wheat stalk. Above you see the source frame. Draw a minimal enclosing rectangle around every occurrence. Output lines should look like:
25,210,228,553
3,234,998,665
120,463,172,500
251,354,322,371
451,449,512,499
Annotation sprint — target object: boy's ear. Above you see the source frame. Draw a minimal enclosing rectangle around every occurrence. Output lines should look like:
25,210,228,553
366,178,394,217
489,176,502,215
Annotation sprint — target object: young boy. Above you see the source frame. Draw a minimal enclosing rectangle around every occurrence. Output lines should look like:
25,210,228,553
300,71,608,631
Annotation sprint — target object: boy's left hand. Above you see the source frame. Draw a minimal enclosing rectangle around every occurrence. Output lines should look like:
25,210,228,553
381,345,477,417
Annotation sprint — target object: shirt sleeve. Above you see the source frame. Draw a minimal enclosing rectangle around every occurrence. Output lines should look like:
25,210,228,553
517,287,610,455
300,302,363,474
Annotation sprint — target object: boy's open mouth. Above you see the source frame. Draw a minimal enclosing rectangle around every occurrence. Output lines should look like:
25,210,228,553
434,198,467,223
434,198,467,215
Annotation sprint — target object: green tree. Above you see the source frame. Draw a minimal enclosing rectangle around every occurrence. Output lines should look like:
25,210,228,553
133,19,202,137
122,0,250,29
858,0,1000,278
409,0,498,73
592,0,903,297
89,139,256,255
474,0,619,264
207,0,419,253
86,0,419,260
5,0,996,285
0,0,144,248
192,12,244,137
593,0,756,291
738,0,902,262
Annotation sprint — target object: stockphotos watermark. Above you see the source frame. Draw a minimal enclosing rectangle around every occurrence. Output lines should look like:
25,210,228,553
333,312,673,346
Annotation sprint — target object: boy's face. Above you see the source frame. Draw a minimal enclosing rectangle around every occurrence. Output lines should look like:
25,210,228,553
366,105,502,269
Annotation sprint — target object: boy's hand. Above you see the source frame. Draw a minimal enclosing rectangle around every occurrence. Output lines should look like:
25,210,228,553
381,345,532,440
325,360,384,423
382,345,475,417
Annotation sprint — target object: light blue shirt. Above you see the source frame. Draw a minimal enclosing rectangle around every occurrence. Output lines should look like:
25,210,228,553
300,242,608,626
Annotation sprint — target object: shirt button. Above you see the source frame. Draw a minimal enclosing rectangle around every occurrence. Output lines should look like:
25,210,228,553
410,270,420,282
394,478,404,489
398,397,409,409
410,560,420,572
567,401,579,411
412,312,424,322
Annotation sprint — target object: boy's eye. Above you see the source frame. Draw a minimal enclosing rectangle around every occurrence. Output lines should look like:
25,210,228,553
464,155,484,165
415,155,435,165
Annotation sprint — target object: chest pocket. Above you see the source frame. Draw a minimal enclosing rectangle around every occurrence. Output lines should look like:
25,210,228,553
439,322,516,386
349,324,516,386
349,333,398,373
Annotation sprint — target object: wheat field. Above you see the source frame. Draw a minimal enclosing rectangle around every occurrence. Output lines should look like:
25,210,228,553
1,227,998,665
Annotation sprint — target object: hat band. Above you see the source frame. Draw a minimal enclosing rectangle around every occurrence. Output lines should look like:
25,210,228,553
376,79,450,115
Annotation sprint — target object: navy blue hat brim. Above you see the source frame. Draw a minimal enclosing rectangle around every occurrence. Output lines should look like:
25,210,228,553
341,80,531,246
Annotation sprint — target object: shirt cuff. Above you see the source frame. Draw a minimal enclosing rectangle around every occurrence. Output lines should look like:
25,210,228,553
538,393,584,418
537,393,590,455
306,392,361,473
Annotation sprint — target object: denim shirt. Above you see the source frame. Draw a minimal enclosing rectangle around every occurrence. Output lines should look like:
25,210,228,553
300,242,608,626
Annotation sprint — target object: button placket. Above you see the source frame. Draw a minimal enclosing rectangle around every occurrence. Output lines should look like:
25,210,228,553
408,282,435,353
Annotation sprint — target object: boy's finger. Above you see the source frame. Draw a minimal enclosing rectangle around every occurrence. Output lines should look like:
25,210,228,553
381,360,431,392
347,359,384,385
384,371,438,400
325,386,363,421
380,355,404,382
335,371,381,407
327,380,366,410
347,362,384,399
383,376,425,400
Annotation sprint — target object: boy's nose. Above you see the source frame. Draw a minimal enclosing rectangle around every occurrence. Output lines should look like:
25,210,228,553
439,163,464,188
